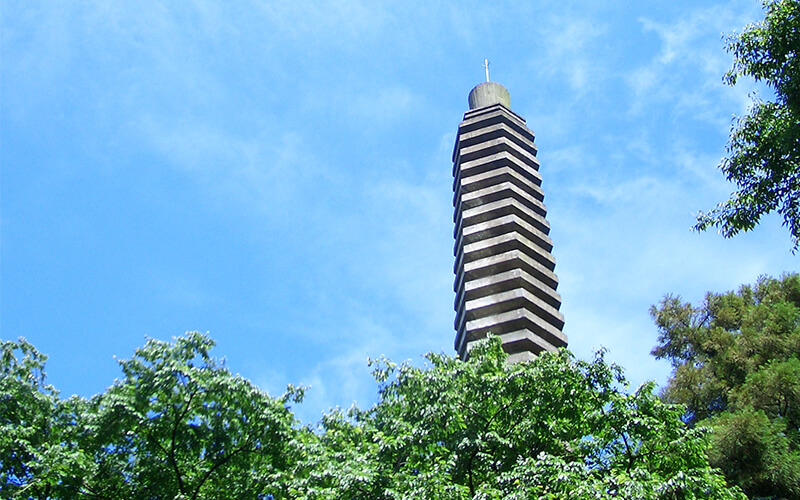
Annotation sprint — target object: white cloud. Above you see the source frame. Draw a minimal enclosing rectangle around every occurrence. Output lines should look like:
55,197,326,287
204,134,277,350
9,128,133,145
570,175,668,207
132,115,325,222
630,1,765,127
255,0,388,44
151,271,215,308
348,86,423,123
539,16,609,95
252,310,405,424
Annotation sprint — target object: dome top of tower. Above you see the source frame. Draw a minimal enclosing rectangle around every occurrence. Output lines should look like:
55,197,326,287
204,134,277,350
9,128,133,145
468,81,511,110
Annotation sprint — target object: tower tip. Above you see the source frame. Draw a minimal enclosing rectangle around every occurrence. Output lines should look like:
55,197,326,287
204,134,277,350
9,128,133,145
468,81,510,110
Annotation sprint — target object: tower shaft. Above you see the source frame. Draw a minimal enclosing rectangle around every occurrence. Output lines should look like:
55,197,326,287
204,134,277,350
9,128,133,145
453,82,566,362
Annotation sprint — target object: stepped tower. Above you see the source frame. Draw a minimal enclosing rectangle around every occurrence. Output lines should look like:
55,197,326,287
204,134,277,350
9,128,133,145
452,81,567,362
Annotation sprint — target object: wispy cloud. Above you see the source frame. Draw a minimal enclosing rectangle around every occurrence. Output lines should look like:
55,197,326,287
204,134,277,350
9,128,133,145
539,16,609,95
151,271,215,309
348,86,424,123
630,2,764,126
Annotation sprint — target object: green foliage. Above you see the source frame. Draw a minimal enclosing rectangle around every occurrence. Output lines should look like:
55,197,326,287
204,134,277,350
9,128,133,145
296,339,743,499
1,333,303,499
651,273,800,498
0,338,90,499
80,332,302,499
2,332,743,499
705,408,800,496
695,0,800,250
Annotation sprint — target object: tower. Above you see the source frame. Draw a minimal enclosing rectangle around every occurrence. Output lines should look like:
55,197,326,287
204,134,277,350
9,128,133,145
453,81,567,362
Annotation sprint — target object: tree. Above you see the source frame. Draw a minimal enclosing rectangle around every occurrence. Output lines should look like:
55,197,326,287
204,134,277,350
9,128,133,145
77,332,304,499
3,332,743,499
651,273,800,498
0,338,90,499
297,338,744,499
0,332,306,499
694,0,800,250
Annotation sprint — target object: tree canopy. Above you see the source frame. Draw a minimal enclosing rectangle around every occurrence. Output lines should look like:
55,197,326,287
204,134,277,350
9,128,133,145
1,333,304,499
323,341,742,499
1,333,744,499
695,0,800,250
651,273,800,498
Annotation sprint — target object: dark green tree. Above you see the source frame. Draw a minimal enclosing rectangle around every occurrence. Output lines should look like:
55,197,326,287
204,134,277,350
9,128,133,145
695,0,800,250
651,273,800,498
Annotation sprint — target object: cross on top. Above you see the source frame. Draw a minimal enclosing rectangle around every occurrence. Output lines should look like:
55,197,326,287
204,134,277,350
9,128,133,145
484,59,490,82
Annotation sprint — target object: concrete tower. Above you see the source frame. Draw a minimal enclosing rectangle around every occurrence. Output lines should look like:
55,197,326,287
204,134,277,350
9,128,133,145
453,81,567,362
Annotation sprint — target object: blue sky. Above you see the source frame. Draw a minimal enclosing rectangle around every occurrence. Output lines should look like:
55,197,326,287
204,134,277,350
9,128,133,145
2,0,796,424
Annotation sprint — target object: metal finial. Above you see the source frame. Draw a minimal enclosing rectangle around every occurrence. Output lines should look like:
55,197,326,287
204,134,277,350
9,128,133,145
484,59,490,82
